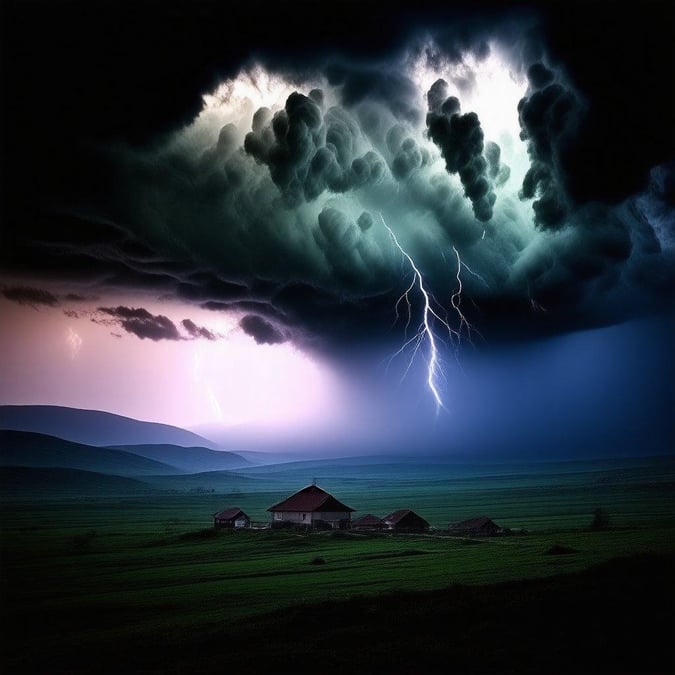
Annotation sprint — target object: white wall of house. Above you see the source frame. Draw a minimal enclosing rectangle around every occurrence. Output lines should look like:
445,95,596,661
274,511,311,524
312,511,350,524
272,511,350,525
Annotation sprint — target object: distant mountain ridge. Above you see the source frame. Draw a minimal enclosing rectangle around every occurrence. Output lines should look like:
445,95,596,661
0,430,182,476
0,405,217,448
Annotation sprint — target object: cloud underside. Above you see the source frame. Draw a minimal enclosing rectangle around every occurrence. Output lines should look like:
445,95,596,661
1,20,673,350
239,314,286,344
2,286,59,307
95,306,217,341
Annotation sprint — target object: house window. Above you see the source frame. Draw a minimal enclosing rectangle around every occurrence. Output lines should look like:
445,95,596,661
274,512,282,520
302,513,306,521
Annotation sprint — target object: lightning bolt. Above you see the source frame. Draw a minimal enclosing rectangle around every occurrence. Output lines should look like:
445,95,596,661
66,327,83,360
381,215,480,412
192,347,223,421
527,283,547,313
450,246,486,343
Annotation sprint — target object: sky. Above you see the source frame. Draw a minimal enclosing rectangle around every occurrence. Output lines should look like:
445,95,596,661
1,0,673,458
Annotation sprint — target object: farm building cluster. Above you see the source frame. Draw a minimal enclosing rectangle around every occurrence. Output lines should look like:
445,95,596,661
213,483,505,535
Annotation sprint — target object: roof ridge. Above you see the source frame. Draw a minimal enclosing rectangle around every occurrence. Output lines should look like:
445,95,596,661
267,485,353,513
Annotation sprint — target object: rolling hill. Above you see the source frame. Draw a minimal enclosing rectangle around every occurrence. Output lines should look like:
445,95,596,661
0,405,217,448
109,444,251,472
0,430,181,476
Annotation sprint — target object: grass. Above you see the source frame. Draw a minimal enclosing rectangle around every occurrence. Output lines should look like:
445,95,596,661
1,457,674,673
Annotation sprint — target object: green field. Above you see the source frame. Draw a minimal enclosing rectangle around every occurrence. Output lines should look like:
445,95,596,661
1,456,674,673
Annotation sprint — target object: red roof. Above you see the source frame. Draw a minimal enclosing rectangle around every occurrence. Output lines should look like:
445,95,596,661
213,508,248,521
267,485,354,513
352,514,384,527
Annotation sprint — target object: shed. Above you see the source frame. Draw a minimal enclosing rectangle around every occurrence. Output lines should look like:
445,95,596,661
213,507,250,529
351,514,385,530
383,509,429,532
449,516,504,536
267,484,354,529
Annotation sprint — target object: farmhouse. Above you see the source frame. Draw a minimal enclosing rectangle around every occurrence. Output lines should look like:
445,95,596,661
449,516,504,536
351,514,385,530
267,484,354,529
213,507,250,529
383,509,429,532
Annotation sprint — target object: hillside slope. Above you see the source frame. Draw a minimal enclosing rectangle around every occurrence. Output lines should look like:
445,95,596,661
0,430,181,476
110,443,250,472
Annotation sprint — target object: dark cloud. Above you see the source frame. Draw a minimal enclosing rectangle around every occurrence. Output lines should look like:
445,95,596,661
526,63,554,89
517,75,578,229
426,82,497,222
526,204,632,307
202,300,288,324
64,293,96,302
181,319,216,341
239,314,286,345
244,92,324,207
1,2,673,355
98,306,182,341
2,286,59,307
0,211,200,300
244,91,387,206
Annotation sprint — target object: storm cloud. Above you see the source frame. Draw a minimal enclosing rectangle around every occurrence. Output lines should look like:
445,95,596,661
2,286,59,308
244,91,388,206
98,306,182,341
1,3,672,354
181,319,216,340
239,314,286,345
94,307,222,341
426,83,497,222
517,63,578,229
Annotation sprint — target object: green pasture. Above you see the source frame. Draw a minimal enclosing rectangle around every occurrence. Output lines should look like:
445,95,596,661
2,504,675,660
1,457,674,672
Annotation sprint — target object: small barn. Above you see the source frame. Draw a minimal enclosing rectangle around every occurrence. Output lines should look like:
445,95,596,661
213,507,250,529
383,509,429,532
448,516,504,536
267,484,354,529
351,514,385,530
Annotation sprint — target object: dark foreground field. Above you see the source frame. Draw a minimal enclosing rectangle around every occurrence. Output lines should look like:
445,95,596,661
2,552,672,674
143,553,675,675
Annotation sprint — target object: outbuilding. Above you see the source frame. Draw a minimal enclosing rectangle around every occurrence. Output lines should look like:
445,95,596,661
383,509,429,532
213,507,250,529
448,516,504,536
